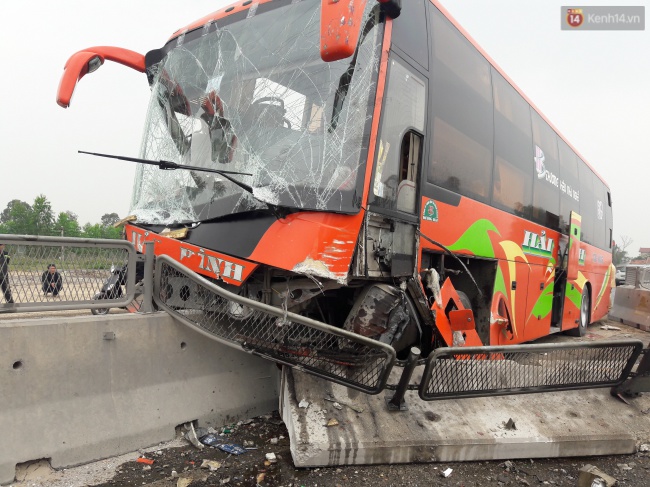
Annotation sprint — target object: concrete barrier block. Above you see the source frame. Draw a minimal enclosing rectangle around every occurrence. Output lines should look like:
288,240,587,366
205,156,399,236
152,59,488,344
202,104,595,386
0,313,279,485
610,287,650,329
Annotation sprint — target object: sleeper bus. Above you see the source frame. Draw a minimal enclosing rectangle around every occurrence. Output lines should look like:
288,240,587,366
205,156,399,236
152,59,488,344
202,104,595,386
57,0,614,392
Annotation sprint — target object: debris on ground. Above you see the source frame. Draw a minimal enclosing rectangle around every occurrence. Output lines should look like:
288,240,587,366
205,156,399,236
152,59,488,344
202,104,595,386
135,457,154,465
184,423,205,450
217,443,247,455
441,467,453,477
298,398,310,408
639,443,650,452
265,452,277,464
601,324,622,331
577,464,618,487
326,418,339,427
199,433,222,446
504,418,517,430
200,459,222,471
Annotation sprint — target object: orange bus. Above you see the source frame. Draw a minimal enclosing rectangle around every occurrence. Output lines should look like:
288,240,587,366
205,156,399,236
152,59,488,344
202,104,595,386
57,0,614,386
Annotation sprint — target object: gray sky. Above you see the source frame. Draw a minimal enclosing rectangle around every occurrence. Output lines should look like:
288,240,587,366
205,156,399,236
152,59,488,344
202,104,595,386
1,0,648,254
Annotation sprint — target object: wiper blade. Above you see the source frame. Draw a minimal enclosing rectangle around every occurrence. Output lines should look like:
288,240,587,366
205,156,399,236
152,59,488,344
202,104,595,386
79,150,291,219
78,150,253,193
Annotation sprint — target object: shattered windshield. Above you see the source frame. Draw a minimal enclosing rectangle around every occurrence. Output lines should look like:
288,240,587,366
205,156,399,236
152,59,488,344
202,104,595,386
129,0,383,224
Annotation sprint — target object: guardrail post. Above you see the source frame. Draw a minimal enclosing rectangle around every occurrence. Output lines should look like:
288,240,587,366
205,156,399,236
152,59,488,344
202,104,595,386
386,347,421,411
140,241,155,313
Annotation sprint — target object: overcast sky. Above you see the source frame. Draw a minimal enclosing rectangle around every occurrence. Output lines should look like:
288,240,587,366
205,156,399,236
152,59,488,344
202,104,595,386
1,1,648,254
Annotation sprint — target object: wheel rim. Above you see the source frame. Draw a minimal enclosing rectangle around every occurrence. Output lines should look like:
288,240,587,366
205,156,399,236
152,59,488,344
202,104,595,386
580,291,589,327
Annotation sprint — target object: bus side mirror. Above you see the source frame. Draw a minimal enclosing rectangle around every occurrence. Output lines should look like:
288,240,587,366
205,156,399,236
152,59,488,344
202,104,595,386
57,46,146,108
319,0,401,62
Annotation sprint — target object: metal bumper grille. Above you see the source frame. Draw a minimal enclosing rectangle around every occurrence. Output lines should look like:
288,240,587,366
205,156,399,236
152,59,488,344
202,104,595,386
419,341,643,400
154,256,395,394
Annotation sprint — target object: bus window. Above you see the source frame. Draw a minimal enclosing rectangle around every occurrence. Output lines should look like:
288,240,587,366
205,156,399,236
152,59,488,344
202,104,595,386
558,139,580,234
372,57,426,211
428,7,493,203
491,70,533,217
578,161,595,246
531,111,560,230
592,175,609,250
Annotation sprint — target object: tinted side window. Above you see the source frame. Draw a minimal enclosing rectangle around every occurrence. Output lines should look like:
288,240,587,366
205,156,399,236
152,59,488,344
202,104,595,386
531,112,560,230
578,162,595,246
491,70,533,218
428,8,493,203
558,140,580,234
391,0,428,70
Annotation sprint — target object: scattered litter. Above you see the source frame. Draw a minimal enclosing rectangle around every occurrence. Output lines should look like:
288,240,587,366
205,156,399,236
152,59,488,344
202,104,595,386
324,395,364,412
243,440,257,448
326,418,339,427
218,443,247,455
503,460,514,472
639,443,650,452
600,325,621,331
256,472,266,484
171,470,179,478
199,434,223,446
177,479,192,487
577,464,617,487
222,426,234,434
441,467,453,477
240,418,254,425
299,399,310,408
504,418,517,430
136,457,154,465
185,423,205,450
617,463,633,471
200,459,222,471
142,465,151,471
269,437,279,445
332,402,343,410
266,452,277,463
220,477,231,484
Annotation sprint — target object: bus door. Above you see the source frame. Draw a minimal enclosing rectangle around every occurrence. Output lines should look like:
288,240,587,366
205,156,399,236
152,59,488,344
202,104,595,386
361,56,427,278
553,212,582,330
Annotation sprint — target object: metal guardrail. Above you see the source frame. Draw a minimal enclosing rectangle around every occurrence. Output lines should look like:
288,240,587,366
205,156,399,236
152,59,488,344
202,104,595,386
419,340,644,400
153,255,396,394
0,234,138,313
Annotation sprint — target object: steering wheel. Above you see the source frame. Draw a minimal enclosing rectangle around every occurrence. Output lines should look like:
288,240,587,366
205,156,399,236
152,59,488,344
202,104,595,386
250,97,292,129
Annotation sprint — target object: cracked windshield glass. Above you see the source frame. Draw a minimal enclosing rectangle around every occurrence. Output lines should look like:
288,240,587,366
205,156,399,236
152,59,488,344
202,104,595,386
130,0,383,225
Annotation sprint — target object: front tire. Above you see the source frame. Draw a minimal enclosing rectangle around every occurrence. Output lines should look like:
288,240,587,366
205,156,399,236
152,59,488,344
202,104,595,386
567,287,590,337
91,292,111,316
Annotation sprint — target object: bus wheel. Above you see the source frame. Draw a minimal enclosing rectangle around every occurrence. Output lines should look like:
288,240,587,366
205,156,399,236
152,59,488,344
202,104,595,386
567,287,590,337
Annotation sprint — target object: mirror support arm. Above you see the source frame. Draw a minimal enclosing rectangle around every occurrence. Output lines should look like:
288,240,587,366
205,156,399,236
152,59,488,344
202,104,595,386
57,46,145,108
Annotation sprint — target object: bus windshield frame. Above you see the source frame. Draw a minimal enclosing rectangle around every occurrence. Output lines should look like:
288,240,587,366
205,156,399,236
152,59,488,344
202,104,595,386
129,0,384,225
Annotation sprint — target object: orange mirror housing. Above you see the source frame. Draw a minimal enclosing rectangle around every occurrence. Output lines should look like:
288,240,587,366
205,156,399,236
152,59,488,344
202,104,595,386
320,0,368,62
57,46,146,108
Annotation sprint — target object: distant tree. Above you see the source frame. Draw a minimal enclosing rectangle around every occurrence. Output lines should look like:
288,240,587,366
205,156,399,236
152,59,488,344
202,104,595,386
82,223,122,239
0,199,33,234
612,235,633,267
1,199,31,224
56,211,82,238
100,212,120,227
30,195,55,235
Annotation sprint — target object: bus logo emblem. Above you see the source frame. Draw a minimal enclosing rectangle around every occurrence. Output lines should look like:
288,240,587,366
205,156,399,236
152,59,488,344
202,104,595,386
423,200,439,222
522,230,554,258
534,145,546,179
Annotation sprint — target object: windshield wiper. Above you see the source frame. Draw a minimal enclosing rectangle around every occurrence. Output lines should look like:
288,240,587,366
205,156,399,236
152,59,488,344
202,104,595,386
79,150,290,219
79,150,254,193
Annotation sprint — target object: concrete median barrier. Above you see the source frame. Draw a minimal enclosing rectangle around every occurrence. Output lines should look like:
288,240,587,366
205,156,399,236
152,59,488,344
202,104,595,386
0,312,279,485
610,287,650,331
